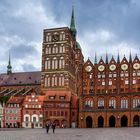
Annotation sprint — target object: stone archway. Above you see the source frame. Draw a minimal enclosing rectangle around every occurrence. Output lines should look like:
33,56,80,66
86,116,93,128
121,115,128,127
109,115,116,127
98,116,104,128
133,115,140,127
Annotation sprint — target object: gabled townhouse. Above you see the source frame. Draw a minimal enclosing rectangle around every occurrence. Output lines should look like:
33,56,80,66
22,92,44,128
4,96,24,128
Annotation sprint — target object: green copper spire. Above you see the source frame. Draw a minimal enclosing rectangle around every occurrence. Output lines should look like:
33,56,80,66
94,52,97,64
7,54,12,75
70,5,77,38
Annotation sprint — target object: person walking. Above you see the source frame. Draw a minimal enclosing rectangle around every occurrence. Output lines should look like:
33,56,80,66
52,122,56,134
46,123,50,133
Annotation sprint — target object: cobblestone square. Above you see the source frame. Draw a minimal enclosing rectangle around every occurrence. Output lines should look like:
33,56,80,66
0,128,140,140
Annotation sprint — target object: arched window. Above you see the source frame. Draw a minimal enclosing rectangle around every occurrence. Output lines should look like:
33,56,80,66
46,47,49,54
60,45,63,53
55,59,58,69
109,98,116,109
48,47,51,54
133,98,140,108
98,98,104,109
52,47,55,53
84,99,93,108
63,46,65,53
121,98,128,109
46,36,48,42
45,76,50,87
62,34,65,40
56,47,58,53
52,75,57,87
59,57,65,69
59,75,65,86
48,35,51,42
52,60,55,69
52,57,58,69
60,34,63,41
45,59,50,70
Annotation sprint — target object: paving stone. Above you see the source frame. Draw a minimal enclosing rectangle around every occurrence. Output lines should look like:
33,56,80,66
0,128,140,140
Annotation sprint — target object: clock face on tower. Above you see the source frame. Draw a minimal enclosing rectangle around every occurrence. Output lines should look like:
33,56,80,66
109,64,116,71
133,63,140,70
85,66,92,72
52,34,59,42
98,65,105,72
121,64,128,70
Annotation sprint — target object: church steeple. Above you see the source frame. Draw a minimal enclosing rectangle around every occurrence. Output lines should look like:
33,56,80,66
7,54,12,75
117,51,120,63
129,50,132,63
94,52,97,64
70,5,77,38
105,50,108,64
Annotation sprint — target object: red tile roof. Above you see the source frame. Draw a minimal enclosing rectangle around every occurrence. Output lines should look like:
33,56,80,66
7,96,24,104
0,71,41,86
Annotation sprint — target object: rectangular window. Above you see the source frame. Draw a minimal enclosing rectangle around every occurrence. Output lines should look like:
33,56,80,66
113,74,117,77
109,81,112,85
102,81,105,86
125,80,129,85
133,80,136,84
25,117,29,122
39,117,43,122
102,75,105,78
33,117,36,122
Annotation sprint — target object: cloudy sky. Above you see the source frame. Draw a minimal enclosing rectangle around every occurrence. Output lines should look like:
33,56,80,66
0,0,140,73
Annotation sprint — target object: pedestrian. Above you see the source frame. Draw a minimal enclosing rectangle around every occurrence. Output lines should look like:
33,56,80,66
46,123,50,133
52,122,56,133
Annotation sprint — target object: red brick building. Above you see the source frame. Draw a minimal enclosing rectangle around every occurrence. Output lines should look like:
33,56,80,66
79,54,140,128
43,90,78,128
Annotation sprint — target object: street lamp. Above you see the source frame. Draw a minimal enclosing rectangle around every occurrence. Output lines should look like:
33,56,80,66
80,116,83,128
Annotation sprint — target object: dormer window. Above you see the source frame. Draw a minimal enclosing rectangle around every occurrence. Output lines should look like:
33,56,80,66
49,96,55,100
60,96,65,100
32,95,35,98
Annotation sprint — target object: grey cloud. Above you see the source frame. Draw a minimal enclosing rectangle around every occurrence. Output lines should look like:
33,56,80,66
22,63,38,72
8,44,38,59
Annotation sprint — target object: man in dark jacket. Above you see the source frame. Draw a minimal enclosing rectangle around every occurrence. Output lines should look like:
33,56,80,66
52,122,56,133
46,123,50,133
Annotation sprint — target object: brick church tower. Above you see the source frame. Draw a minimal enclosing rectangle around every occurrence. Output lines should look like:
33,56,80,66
41,6,84,127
